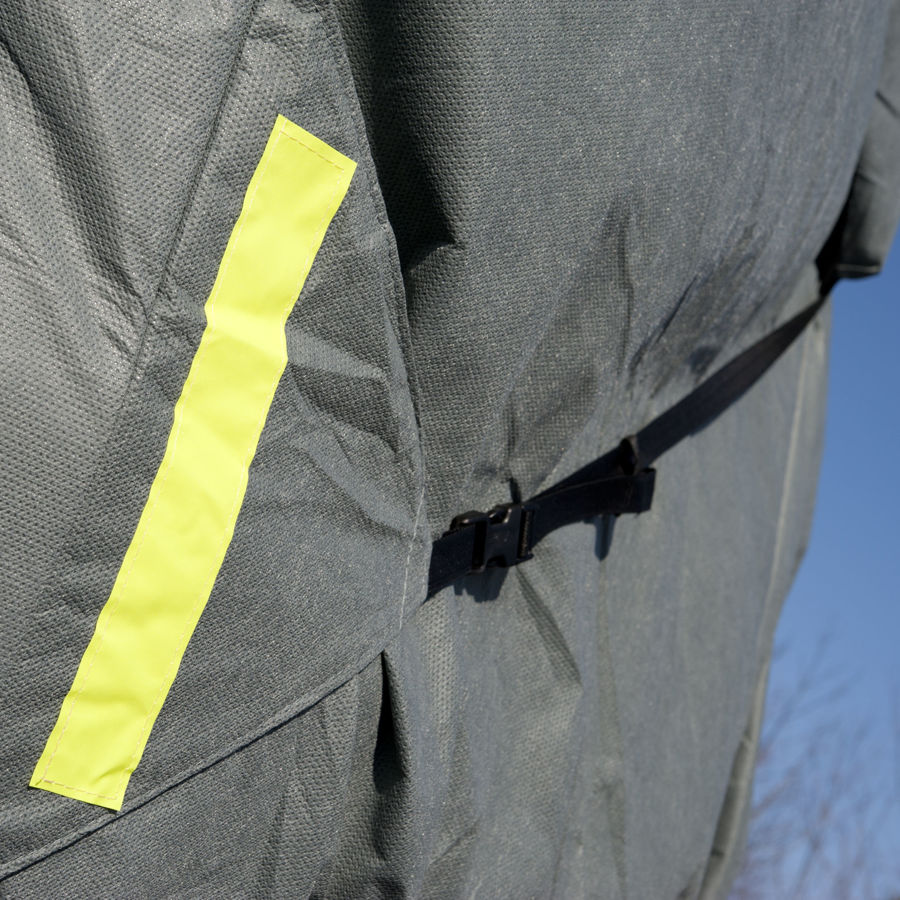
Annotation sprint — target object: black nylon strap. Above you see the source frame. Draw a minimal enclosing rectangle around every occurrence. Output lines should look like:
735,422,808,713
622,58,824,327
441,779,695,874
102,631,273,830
427,287,830,598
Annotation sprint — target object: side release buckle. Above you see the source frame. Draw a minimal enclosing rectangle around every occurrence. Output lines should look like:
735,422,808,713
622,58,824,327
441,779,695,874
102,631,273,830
449,502,536,574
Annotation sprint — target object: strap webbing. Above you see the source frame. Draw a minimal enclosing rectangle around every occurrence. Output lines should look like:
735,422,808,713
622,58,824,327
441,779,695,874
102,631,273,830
427,286,830,598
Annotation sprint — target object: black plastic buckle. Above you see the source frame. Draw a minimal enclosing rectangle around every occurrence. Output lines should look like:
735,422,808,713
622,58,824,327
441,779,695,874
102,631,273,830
449,502,536,574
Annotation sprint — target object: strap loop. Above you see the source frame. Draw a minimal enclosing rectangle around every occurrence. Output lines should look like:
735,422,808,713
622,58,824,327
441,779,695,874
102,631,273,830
427,287,829,599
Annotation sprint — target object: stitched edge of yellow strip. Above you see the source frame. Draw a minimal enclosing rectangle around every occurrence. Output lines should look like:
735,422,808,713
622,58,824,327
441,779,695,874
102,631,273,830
30,115,356,810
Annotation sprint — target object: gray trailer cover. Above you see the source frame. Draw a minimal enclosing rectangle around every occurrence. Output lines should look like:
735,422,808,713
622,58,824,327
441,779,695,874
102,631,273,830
1,1,899,897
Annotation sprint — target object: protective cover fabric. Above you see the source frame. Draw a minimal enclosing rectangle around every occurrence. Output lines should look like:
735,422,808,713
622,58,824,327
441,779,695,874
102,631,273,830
0,2,897,898
831,0,900,278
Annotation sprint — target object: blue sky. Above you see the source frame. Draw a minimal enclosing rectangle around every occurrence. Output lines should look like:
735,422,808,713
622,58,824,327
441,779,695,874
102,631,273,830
763,230,900,895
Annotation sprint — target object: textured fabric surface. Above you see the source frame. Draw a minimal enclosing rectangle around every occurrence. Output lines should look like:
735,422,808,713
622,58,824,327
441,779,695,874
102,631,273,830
0,1,896,897
834,0,900,277
1,0,428,875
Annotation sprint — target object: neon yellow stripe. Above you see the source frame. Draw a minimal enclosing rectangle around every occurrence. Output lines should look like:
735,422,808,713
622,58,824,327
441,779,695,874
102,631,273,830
30,116,356,810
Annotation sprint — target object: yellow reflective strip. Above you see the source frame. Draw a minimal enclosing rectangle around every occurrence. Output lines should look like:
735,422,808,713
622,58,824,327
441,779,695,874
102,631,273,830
30,115,356,811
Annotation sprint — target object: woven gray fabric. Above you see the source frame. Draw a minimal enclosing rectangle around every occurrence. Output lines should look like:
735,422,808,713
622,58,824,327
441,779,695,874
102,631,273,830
834,0,900,277
0,1,896,897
